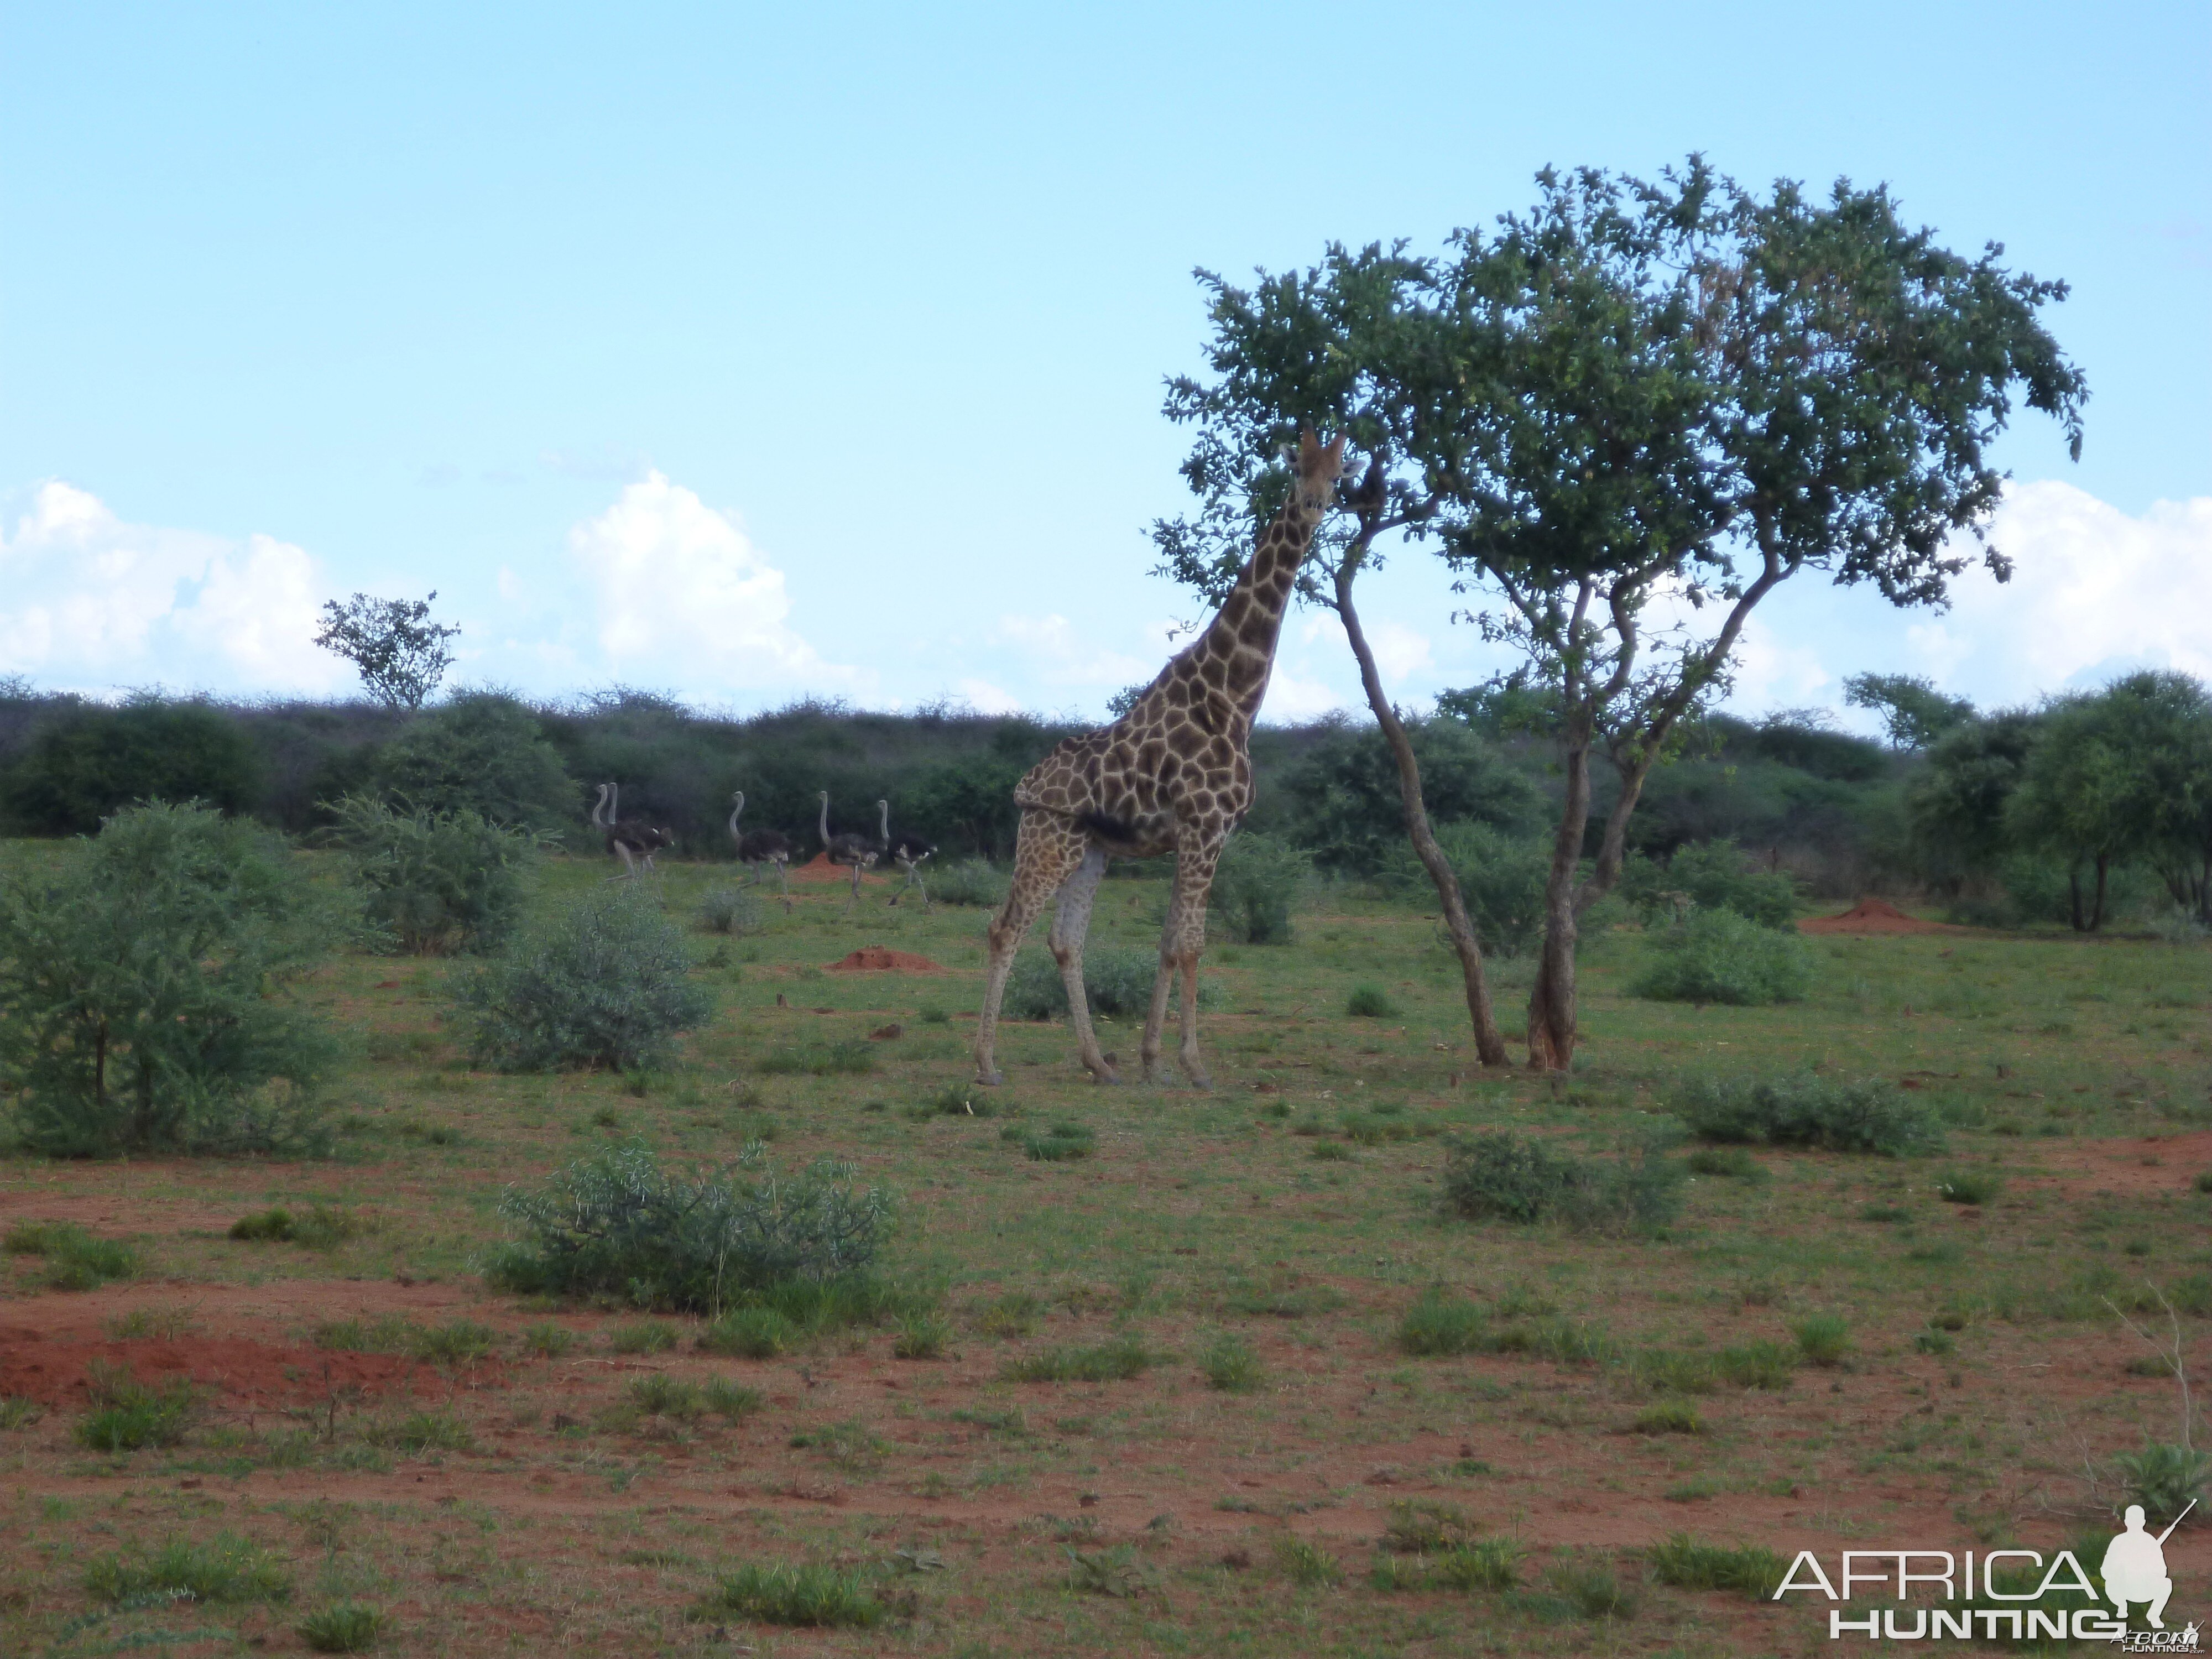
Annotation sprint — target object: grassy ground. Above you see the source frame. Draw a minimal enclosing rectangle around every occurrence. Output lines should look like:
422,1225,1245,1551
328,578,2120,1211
2,849,2209,1656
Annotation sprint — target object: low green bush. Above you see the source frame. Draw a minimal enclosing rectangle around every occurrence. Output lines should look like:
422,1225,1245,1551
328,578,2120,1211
690,1562,883,1628
1936,1168,2004,1206
75,1361,195,1451
4,1222,139,1290
487,1140,895,1314
1397,1290,1485,1356
0,802,339,1156
698,1307,798,1359
1199,1333,1261,1392
756,1040,876,1076
1632,1400,1704,1435
1275,1536,1342,1587
2111,1442,2208,1526
1002,1335,1152,1383
85,1531,291,1605
228,1204,364,1250
298,1604,387,1652
327,795,539,955
928,859,1010,908
449,888,714,1073
1792,1314,1850,1367
893,1311,952,1359
1002,946,1220,1021
1619,842,1799,930
1383,1500,1481,1554
696,886,765,936
354,1410,473,1452
1015,1121,1094,1161
1399,821,1552,959
1345,984,1399,1019
1631,908,1813,1006
1441,1132,1682,1233
1432,1537,1522,1592
608,1320,680,1355
1546,1561,1637,1620
1646,1533,1788,1598
1666,1074,1939,1156
1714,1341,1797,1390
1207,832,1311,945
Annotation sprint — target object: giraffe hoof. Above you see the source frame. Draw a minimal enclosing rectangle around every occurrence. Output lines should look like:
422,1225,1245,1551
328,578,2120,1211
975,1069,1006,1087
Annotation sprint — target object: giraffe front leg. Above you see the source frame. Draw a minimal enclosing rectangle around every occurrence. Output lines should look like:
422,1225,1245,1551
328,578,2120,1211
975,811,1083,1086
1050,845,1116,1084
1166,828,1223,1090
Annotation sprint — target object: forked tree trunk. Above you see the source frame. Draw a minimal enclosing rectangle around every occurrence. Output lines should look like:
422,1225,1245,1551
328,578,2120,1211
1525,719,1594,1072
1332,560,1508,1067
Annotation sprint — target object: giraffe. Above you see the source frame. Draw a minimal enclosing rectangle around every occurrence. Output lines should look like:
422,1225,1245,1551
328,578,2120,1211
973,429,1347,1088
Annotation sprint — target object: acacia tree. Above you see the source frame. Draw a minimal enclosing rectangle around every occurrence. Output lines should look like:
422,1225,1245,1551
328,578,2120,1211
314,592,461,712
1844,673,1977,751
1156,160,2086,1069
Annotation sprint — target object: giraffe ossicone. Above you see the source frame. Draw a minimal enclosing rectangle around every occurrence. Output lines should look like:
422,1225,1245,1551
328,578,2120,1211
973,429,1347,1087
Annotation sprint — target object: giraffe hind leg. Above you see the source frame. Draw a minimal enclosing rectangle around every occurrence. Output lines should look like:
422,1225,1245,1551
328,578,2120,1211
1050,844,1115,1083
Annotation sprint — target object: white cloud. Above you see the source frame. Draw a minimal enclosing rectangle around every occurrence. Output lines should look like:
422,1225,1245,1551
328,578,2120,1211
1368,620,1433,685
955,677,1022,714
988,613,1153,690
0,482,343,695
569,471,859,697
1929,482,2212,703
1717,613,1833,713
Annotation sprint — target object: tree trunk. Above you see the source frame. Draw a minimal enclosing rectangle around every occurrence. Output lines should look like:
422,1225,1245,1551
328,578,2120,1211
2068,862,2086,932
2090,852,2109,932
1526,718,1593,1071
1333,560,1508,1067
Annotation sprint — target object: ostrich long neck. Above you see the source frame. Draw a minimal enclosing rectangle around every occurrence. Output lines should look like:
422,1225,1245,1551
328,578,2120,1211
819,796,832,844
729,795,743,837
878,800,891,849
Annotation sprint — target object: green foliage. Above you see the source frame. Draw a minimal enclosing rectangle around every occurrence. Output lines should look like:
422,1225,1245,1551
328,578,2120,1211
1274,1536,1342,1588
1618,842,1799,930
893,1311,951,1360
227,1204,363,1250
1207,832,1311,943
354,1410,473,1452
1665,1074,1939,1155
1714,1342,1797,1390
1397,1290,1486,1356
1631,907,1813,1006
1791,1314,1851,1366
1646,1533,1788,1598
327,795,539,954
450,886,713,1072
1546,1561,1637,1620
1432,1538,1522,1593
0,1395,44,1430
1001,1335,1152,1383
298,1604,388,1652
314,591,460,713
608,1320,680,1355
1269,719,1544,874
1441,1132,1682,1232
371,693,575,833
75,1361,194,1450
0,802,339,1156
85,1531,291,1604
691,1562,884,1628
1016,1121,1094,1161
521,1323,577,1358
698,1307,797,1359
1936,1168,2004,1206
2111,1443,2208,1526
1345,983,1398,1019
1383,1501,1481,1554
0,699,260,834
4,1221,140,1290
704,1377,764,1418
696,885,765,936
1406,820,1552,958
1845,674,1976,752
1003,945,1219,1021
928,858,1010,907
1199,1333,1261,1392
755,1039,875,1076
627,1374,705,1418
488,1140,895,1313
1632,1399,1704,1434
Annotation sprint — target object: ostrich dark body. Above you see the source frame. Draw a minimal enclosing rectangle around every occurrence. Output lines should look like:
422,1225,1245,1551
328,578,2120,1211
592,782,674,877
817,791,878,906
728,791,793,910
876,799,936,910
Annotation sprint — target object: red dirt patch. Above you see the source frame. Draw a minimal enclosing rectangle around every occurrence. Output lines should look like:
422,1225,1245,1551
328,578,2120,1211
826,946,946,974
2013,1130,2212,1200
1798,897,1966,935
790,852,883,884
0,1332,438,1410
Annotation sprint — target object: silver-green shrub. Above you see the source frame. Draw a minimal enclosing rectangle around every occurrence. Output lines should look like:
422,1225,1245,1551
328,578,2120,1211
1632,907,1813,1005
448,886,713,1072
328,795,539,954
1208,832,1312,944
0,802,339,1156
1003,946,1223,1021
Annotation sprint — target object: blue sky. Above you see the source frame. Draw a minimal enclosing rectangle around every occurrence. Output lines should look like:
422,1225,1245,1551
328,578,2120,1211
3,2,2206,730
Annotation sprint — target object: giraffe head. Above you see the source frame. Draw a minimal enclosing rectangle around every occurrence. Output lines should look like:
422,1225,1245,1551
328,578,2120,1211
1293,429,1348,513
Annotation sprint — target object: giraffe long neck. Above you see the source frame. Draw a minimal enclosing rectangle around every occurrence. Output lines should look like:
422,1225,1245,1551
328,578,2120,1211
1195,493,1319,718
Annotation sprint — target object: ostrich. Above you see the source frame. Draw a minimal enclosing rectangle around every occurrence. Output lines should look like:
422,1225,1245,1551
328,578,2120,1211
728,791,794,911
876,799,937,911
817,790,878,907
591,781,674,878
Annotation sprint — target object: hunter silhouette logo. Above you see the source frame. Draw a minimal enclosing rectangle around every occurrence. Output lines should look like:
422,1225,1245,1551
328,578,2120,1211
1770,1503,2197,1645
